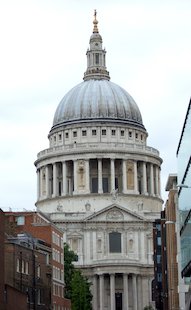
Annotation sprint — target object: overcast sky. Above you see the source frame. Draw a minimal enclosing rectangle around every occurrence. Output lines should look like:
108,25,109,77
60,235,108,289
0,0,190,211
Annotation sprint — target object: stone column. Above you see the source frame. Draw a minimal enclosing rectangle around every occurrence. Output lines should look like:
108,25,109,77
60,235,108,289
155,166,159,196
98,159,103,193
150,163,154,196
52,163,57,197
123,273,129,310
132,274,137,310
122,159,127,193
134,161,138,194
85,159,90,193
110,159,115,192
93,275,98,310
110,273,115,310
158,167,161,197
45,165,49,198
73,160,78,194
142,162,148,195
137,276,142,310
37,169,40,200
99,274,104,310
62,161,67,196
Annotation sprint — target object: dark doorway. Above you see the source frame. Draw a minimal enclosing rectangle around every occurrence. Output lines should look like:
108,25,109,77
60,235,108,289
115,292,122,310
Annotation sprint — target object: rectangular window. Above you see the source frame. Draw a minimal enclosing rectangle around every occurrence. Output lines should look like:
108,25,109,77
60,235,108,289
128,131,132,138
102,129,106,135
59,134,62,140
37,265,41,278
135,133,138,139
92,178,98,193
157,236,161,246
82,130,87,136
115,177,118,190
21,260,25,273
16,258,20,273
111,129,116,136
73,131,77,137
109,232,121,253
16,216,25,225
25,261,29,274
92,129,97,136
157,255,161,264
95,53,99,64
65,132,69,138
103,178,109,193
121,130,124,137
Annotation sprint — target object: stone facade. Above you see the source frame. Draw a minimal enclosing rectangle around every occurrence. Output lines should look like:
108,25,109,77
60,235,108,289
35,11,163,310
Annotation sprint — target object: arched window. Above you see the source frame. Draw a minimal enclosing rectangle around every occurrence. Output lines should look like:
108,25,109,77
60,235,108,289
109,232,121,253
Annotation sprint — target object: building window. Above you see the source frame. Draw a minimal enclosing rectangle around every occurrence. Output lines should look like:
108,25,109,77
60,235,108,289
59,134,62,140
157,255,161,264
111,129,116,136
91,178,98,193
82,130,87,136
109,232,121,253
157,236,161,246
129,131,132,138
37,265,41,278
135,133,138,139
121,130,124,137
73,131,77,137
16,216,25,225
141,134,143,140
16,258,20,272
103,178,109,193
25,261,29,274
65,132,69,138
92,129,97,136
95,53,99,64
102,129,106,136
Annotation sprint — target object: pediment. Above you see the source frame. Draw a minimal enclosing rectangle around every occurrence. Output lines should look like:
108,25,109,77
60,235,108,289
84,204,146,222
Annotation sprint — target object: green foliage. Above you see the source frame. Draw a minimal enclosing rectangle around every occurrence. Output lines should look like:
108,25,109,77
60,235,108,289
64,243,78,299
143,306,154,310
71,270,92,310
64,243,92,310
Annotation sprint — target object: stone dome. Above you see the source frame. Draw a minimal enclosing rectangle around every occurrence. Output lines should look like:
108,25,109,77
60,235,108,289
52,79,145,130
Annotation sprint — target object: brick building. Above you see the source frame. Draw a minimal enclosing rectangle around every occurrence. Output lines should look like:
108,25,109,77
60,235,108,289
0,209,5,309
153,175,180,310
5,233,51,309
5,211,71,310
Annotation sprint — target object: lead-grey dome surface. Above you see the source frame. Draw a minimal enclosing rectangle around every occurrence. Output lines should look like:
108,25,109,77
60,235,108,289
52,79,145,130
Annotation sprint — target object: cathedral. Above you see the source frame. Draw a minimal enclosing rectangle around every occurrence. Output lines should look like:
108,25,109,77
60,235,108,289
35,11,163,310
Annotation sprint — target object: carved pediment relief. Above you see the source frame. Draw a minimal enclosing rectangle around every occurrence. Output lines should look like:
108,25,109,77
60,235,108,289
106,208,124,221
84,204,146,222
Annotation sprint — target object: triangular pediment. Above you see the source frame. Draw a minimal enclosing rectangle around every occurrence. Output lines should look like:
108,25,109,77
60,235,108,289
84,204,147,222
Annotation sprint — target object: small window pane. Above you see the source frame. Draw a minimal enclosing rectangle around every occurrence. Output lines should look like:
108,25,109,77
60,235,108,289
111,130,116,136
102,129,106,136
121,130,124,137
82,130,87,136
92,129,97,136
